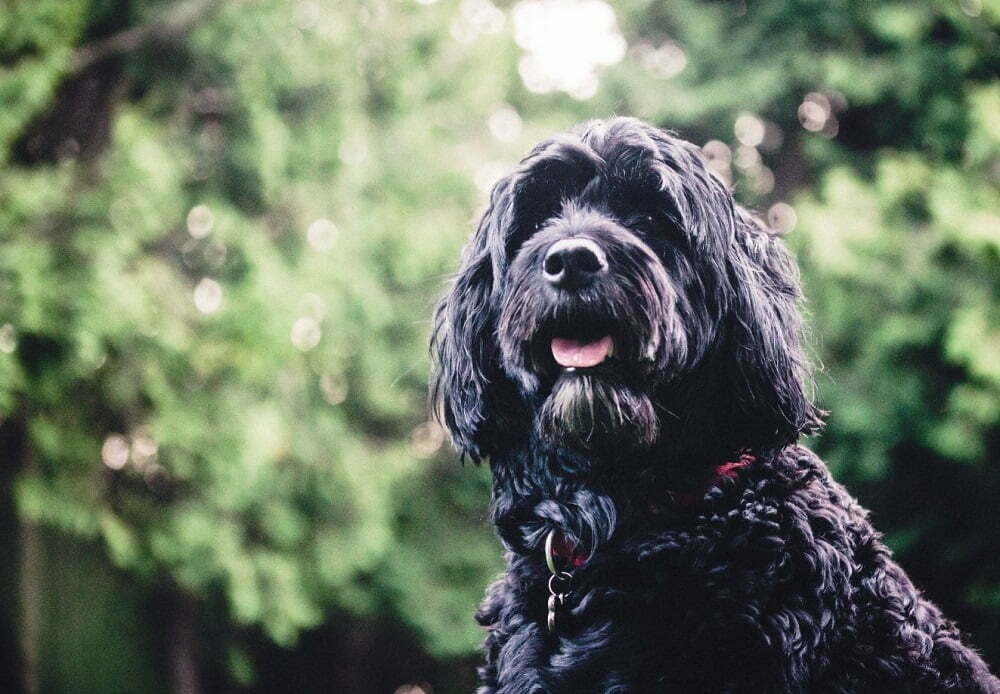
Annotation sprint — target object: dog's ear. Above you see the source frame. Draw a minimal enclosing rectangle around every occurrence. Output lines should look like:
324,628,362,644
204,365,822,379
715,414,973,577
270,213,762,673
430,177,520,461
726,211,824,449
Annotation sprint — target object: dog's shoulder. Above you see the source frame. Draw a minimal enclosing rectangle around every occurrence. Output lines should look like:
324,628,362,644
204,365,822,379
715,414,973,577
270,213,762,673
742,445,868,520
715,445,862,514
700,444,875,579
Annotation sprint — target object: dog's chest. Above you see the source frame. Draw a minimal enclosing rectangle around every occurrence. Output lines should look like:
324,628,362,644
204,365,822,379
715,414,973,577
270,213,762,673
484,523,801,692
479,462,859,693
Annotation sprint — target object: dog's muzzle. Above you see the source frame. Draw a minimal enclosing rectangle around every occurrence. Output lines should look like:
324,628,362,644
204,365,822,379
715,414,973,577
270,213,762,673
541,237,615,369
542,237,608,290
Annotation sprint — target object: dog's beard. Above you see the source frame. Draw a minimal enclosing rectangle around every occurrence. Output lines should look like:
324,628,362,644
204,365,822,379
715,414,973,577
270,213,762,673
538,371,658,451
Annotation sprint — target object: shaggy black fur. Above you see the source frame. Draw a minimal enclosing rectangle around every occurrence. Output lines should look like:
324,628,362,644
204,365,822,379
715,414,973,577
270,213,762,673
431,117,998,692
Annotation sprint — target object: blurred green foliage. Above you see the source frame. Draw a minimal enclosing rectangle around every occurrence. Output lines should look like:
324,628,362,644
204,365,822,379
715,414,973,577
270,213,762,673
0,0,997,691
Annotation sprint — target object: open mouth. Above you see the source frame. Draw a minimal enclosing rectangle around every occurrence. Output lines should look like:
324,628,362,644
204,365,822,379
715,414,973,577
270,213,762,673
550,335,614,369
519,313,628,380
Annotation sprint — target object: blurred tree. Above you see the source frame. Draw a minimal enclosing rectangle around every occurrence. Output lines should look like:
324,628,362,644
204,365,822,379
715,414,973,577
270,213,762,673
0,0,996,692
0,0,506,690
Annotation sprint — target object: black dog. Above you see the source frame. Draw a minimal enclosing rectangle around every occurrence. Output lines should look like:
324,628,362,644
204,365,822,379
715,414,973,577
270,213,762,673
431,118,998,692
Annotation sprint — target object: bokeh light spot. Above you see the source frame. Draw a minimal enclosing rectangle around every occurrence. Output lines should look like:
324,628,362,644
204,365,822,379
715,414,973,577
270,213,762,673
339,136,369,165
319,373,348,405
759,122,784,153
488,106,523,142
0,323,16,354
634,41,687,79
307,218,338,251
702,140,732,183
460,0,505,34
798,92,833,133
734,145,761,170
960,0,981,17
291,316,322,352
702,140,732,166
410,421,446,459
745,164,775,195
193,278,223,314
513,0,625,98
187,205,215,238
734,114,765,147
131,433,159,467
101,434,130,470
767,202,798,233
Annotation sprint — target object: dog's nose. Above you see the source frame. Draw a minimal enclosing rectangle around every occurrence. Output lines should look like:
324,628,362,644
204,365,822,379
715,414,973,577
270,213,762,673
543,238,608,289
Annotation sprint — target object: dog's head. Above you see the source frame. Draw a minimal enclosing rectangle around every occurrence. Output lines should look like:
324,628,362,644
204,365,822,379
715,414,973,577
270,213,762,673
432,118,822,466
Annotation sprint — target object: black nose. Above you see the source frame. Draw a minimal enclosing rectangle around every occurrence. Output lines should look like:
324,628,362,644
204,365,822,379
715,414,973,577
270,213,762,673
543,238,608,289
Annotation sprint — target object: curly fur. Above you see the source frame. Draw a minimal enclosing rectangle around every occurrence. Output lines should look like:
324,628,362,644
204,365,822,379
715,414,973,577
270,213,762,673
431,117,998,692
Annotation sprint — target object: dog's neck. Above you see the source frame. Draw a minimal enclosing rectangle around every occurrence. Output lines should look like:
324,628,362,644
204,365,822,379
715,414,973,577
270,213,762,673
544,450,756,568
487,443,760,561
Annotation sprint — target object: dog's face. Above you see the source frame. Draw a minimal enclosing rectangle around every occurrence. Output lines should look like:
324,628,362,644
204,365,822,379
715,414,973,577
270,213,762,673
433,118,820,465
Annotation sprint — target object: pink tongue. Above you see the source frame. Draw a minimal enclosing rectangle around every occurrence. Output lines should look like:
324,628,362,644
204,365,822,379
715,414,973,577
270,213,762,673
551,336,613,368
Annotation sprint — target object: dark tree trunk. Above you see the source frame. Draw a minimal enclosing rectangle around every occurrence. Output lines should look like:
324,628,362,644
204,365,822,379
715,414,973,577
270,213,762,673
168,590,202,694
1,421,39,694
17,513,41,694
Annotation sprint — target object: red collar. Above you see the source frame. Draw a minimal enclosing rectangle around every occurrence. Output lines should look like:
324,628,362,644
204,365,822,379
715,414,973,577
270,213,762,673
672,451,756,508
711,451,756,481
546,452,757,570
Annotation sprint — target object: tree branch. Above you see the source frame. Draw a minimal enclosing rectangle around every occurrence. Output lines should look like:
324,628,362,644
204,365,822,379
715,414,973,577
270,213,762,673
72,0,219,72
